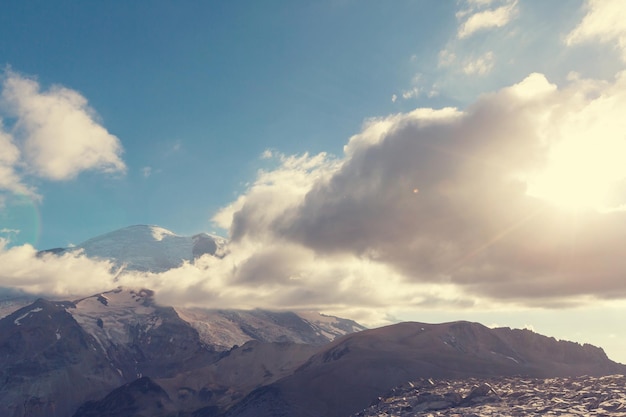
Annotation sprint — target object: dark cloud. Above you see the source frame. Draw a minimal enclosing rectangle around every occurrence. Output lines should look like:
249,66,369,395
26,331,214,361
220,73,626,304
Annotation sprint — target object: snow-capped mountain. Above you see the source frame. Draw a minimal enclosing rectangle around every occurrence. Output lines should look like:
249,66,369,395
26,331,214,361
42,225,228,272
0,288,365,417
2,288,624,417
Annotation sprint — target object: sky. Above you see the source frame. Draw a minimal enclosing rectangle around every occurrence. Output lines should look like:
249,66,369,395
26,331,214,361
2,0,626,362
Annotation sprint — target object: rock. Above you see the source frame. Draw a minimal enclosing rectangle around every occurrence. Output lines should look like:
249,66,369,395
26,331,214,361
351,375,626,416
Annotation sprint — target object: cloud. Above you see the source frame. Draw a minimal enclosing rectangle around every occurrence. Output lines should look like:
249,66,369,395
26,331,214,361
215,71,626,306
0,71,126,186
0,241,121,296
401,87,421,100
0,120,34,197
142,166,153,178
463,51,495,75
566,0,626,61
457,0,518,39
3,71,626,322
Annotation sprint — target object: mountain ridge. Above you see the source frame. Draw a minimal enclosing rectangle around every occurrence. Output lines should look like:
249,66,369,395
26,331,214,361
223,321,626,417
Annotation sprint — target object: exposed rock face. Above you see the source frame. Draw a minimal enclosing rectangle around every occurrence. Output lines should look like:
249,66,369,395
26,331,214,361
0,299,125,417
353,375,626,416
224,321,626,417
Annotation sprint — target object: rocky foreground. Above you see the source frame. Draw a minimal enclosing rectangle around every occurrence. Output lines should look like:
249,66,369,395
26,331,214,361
353,375,626,416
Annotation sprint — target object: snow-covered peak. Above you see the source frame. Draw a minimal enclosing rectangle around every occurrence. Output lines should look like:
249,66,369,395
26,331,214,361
149,225,177,241
58,225,227,273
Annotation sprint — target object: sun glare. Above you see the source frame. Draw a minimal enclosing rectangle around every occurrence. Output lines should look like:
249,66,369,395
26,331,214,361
526,136,626,212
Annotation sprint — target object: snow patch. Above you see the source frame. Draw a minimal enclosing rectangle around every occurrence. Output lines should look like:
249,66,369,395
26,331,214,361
150,225,175,241
14,307,43,326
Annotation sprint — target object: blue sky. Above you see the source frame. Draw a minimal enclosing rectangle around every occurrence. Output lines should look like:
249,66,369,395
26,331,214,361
3,0,613,249
3,1,626,362
0,0,455,247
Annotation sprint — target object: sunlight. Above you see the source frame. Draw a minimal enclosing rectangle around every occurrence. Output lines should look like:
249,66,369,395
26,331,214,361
526,131,626,212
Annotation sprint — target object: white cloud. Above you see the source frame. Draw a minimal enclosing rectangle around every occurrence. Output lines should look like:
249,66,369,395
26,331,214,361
142,166,153,178
391,94,397,103
402,87,421,100
458,0,518,39
1,71,126,182
0,120,34,197
215,72,626,307
462,51,495,75
0,241,121,296
566,0,626,61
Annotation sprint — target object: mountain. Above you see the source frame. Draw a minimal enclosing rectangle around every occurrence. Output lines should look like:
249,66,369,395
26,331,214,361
223,321,626,417
40,225,228,272
3,296,623,417
0,289,365,417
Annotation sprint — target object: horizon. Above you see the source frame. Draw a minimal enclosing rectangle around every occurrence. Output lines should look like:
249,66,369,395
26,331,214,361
2,0,626,364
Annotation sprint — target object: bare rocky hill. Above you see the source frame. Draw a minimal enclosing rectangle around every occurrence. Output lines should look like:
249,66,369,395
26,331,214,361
223,321,626,417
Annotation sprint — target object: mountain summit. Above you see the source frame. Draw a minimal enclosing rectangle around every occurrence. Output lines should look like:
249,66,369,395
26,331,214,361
43,225,227,272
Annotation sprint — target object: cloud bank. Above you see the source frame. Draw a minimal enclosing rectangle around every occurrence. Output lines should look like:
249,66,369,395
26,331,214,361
0,71,126,197
2,68,626,322
212,71,626,307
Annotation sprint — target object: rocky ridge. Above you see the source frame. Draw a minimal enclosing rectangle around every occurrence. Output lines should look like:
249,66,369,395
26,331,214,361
353,374,626,416
221,321,626,417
